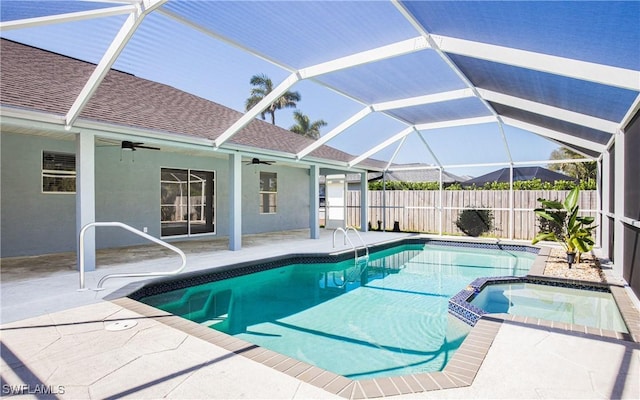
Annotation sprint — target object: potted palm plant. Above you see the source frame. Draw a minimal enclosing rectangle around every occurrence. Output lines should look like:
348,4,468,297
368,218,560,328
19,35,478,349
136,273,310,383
532,187,597,268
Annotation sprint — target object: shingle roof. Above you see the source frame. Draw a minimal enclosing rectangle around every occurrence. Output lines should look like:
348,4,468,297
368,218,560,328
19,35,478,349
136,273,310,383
370,165,467,183
462,166,576,187
0,39,362,166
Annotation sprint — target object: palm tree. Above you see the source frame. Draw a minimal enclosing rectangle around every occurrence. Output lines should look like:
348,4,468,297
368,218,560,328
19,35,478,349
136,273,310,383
245,74,301,125
548,147,597,182
290,111,327,139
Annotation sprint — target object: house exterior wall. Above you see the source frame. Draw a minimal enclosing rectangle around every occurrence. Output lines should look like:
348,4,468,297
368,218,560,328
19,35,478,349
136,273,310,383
1,133,77,256
93,144,228,248
1,132,311,257
240,165,310,233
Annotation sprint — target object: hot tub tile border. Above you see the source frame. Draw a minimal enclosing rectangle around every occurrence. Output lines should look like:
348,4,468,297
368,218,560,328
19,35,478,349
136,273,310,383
448,275,639,344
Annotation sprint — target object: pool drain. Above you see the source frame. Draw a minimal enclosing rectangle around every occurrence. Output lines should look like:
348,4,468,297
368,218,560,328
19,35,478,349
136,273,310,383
105,320,138,331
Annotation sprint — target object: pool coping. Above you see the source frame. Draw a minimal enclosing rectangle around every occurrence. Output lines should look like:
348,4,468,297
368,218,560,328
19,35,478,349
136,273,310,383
111,296,504,398
110,240,640,399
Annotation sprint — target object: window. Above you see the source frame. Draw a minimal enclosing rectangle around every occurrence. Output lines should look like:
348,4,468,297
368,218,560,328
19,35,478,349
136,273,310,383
161,168,215,236
259,171,277,214
42,151,76,193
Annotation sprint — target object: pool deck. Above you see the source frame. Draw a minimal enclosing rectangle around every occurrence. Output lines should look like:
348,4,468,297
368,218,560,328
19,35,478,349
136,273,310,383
2,229,639,399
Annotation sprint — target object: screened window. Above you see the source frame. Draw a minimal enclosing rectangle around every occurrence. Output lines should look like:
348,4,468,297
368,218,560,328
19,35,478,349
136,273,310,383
42,151,76,193
260,171,277,214
161,168,215,237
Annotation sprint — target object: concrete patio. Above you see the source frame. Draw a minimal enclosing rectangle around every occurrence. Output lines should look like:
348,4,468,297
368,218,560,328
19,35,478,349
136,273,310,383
1,230,639,399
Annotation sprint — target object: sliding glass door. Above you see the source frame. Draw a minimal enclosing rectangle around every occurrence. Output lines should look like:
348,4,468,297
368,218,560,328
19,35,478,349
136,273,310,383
161,168,215,237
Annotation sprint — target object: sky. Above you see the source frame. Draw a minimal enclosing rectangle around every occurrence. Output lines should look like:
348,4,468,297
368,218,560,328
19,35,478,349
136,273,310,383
1,3,563,178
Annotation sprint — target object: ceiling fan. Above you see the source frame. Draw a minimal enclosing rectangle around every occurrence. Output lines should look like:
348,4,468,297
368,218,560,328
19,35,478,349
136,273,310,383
121,140,160,151
97,139,161,162
245,157,274,165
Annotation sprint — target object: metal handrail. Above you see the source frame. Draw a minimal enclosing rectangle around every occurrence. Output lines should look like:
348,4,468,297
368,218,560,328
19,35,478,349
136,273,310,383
79,221,187,291
332,226,369,264
331,227,370,288
345,226,369,261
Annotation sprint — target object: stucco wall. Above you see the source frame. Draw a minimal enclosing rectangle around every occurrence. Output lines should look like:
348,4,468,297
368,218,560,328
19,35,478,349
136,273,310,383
1,132,312,257
240,164,310,233
93,144,228,248
1,133,77,257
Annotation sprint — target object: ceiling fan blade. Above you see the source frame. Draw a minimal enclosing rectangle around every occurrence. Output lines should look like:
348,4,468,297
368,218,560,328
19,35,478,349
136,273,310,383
121,140,136,150
97,138,120,144
246,158,275,165
135,145,161,150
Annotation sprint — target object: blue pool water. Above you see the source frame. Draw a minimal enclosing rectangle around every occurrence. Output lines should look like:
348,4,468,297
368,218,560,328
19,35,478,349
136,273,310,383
140,243,535,379
471,282,628,333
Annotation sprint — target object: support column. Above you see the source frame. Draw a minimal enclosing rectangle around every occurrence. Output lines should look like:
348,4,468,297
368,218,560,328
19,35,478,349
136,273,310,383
509,163,514,240
76,132,96,271
229,153,242,251
599,154,610,259
382,172,387,232
309,165,320,239
360,172,368,232
438,168,443,236
613,130,625,277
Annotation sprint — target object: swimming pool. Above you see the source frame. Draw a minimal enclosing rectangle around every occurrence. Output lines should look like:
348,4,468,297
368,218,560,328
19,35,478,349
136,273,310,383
136,241,536,380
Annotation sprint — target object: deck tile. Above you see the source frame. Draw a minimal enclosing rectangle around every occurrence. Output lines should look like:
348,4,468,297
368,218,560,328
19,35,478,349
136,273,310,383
262,353,288,368
273,357,299,372
444,365,476,384
412,373,440,391
336,382,356,399
358,379,383,398
450,352,484,366
429,372,457,389
389,376,413,394
445,358,479,373
235,344,265,359
323,375,352,396
350,382,366,400
449,371,473,386
282,361,313,378
403,374,425,393
251,349,281,364
311,371,340,388
374,377,400,396
297,366,325,383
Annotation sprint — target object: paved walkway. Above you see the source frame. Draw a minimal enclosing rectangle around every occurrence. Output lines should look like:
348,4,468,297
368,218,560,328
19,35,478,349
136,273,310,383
1,230,639,399
2,229,409,324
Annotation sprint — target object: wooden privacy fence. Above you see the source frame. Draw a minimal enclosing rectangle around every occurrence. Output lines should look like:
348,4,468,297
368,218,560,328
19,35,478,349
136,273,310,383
342,190,597,241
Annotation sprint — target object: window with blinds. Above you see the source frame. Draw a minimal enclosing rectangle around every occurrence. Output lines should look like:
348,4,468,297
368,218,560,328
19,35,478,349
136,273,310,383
42,151,76,193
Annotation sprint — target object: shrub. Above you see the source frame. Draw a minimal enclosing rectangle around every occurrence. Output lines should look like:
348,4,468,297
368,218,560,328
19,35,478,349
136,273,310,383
532,187,597,259
537,198,565,238
455,208,494,237
367,178,596,191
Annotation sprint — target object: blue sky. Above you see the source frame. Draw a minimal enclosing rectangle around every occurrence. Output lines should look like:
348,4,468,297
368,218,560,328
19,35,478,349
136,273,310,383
1,6,561,177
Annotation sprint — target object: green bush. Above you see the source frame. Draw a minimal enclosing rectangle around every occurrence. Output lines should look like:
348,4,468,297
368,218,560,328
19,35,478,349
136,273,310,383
455,208,494,237
368,178,596,191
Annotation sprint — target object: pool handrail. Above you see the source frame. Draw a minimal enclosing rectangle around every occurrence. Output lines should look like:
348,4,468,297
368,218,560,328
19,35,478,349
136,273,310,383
332,226,369,264
332,227,370,288
78,221,187,291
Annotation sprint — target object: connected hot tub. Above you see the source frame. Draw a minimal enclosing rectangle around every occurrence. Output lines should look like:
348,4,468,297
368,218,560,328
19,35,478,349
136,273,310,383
449,277,629,334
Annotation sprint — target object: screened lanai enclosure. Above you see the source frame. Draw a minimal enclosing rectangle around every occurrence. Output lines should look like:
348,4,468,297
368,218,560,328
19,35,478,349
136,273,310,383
0,1,639,296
